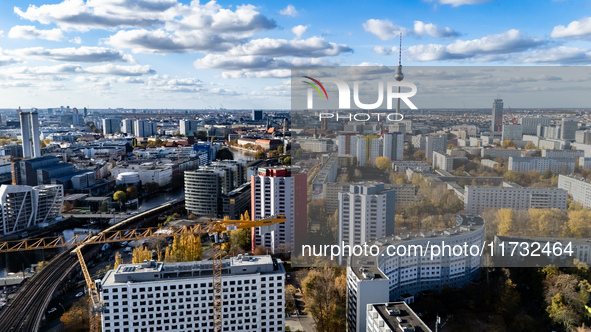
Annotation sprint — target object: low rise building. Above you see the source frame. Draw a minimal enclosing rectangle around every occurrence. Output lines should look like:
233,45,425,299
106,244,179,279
464,183,568,214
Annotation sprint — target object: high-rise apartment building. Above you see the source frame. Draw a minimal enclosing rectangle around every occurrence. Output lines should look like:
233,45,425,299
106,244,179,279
134,120,157,137
356,135,380,166
501,124,523,141
98,256,285,332
184,161,246,217
425,134,447,160
491,98,503,133
338,134,358,156
251,167,307,253
0,184,63,236
102,118,120,135
180,119,201,136
18,108,41,159
366,302,432,332
252,110,263,121
122,119,135,136
382,132,404,161
520,116,551,135
561,118,579,140
338,183,396,257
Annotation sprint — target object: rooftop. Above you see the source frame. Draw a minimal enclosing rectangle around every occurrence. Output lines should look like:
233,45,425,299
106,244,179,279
101,255,283,287
370,301,432,332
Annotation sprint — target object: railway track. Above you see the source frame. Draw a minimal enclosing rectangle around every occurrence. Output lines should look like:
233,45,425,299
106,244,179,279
0,199,184,332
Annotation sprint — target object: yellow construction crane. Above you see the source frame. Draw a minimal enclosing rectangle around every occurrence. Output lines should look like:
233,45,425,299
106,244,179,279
0,214,286,332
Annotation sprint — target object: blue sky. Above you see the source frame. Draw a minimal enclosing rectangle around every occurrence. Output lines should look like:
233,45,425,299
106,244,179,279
0,0,590,109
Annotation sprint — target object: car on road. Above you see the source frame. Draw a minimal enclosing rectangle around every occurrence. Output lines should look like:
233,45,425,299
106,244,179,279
47,307,57,314
76,292,84,297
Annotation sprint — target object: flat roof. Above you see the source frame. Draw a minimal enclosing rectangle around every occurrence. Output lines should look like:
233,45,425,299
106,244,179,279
101,255,283,287
371,301,432,332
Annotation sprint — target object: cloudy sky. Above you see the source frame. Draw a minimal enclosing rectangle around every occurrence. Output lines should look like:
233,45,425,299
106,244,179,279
0,0,591,109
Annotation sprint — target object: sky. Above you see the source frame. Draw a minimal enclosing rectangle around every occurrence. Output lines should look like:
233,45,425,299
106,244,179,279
0,0,591,109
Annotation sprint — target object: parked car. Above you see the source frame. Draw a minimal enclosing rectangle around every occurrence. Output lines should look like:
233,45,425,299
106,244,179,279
47,307,57,314
76,292,84,297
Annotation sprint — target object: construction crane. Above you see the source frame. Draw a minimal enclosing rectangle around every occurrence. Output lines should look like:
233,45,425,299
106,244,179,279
0,214,286,332
508,107,518,124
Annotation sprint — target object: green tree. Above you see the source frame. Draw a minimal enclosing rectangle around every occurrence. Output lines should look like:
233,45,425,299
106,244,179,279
374,156,392,171
277,145,284,154
525,141,536,149
113,191,127,205
144,182,159,193
283,157,292,165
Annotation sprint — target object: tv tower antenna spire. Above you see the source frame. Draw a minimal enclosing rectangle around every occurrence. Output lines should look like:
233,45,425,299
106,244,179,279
399,32,402,66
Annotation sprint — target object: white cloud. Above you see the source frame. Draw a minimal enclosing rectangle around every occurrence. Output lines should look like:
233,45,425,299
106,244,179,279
194,54,334,71
11,46,135,63
145,74,203,92
551,17,591,39
292,25,308,38
279,5,298,17
106,29,237,53
413,21,459,38
373,46,397,56
0,64,84,75
14,0,180,31
363,19,408,41
224,37,352,57
407,29,544,61
519,46,591,64
364,19,459,40
436,0,491,6
0,31,3,37
70,37,82,44
85,64,154,76
221,69,291,79
8,25,64,41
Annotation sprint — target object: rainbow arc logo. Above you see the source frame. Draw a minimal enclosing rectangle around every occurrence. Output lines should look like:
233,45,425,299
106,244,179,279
302,76,328,100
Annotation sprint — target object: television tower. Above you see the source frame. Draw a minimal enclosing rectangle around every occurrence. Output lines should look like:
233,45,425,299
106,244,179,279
395,33,404,115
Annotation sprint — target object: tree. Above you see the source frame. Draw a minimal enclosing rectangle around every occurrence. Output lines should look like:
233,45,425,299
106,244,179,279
187,213,196,220
502,140,515,148
126,185,138,199
132,246,152,263
36,261,46,271
144,182,159,193
99,201,109,213
285,284,297,313
277,145,284,154
283,157,292,165
412,150,426,161
268,150,279,158
216,148,234,160
255,151,266,159
114,251,122,269
302,268,347,332
60,296,89,327
113,191,127,204
525,142,536,149
230,138,238,146
374,156,392,171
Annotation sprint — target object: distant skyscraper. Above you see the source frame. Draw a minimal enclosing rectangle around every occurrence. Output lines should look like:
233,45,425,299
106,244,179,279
122,119,135,136
252,110,263,121
382,132,404,161
561,118,578,141
102,118,119,135
179,119,199,136
18,108,41,158
491,98,503,133
134,120,157,137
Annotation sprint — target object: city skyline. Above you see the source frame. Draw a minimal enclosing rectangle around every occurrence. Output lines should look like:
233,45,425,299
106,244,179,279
0,0,590,108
